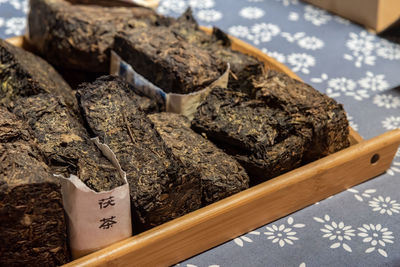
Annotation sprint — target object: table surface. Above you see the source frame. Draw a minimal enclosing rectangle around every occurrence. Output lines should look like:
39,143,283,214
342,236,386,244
1,0,400,266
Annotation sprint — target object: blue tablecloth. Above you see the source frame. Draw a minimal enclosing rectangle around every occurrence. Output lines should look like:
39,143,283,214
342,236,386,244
1,0,400,266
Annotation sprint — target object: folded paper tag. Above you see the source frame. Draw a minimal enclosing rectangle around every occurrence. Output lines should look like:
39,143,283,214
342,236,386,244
167,64,230,119
110,51,166,105
111,50,230,119
59,138,131,259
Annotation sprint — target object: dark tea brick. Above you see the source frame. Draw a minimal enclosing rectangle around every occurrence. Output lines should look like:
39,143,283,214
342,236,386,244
0,39,76,111
12,94,123,192
77,76,201,229
149,112,249,205
0,107,70,266
28,0,172,73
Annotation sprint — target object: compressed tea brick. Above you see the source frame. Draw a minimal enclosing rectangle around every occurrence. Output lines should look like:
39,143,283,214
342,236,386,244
0,39,76,111
192,87,309,184
208,27,264,92
253,70,350,161
12,94,123,192
192,71,350,183
28,0,172,73
114,26,224,94
0,107,30,143
170,9,264,91
77,76,201,228
0,107,70,266
148,112,249,205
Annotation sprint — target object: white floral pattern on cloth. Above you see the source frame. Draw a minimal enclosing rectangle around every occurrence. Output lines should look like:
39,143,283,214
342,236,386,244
196,9,222,22
334,16,351,25
262,48,286,63
314,195,333,205
228,23,281,45
227,25,250,39
157,0,187,15
248,23,281,44
347,188,376,202
287,53,315,74
343,30,400,67
346,188,400,217
326,77,367,100
387,161,400,176
311,72,390,101
387,148,400,176
344,31,376,67
0,0,27,13
230,25,325,55
303,5,331,26
157,0,220,18
233,231,260,247
376,40,400,60
188,0,215,9
4,17,25,36
369,196,400,216
297,36,324,50
280,32,324,51
313,215,355,252
264,217,305,247
239,7,265,19
276,0,299,6
280,31,305,43
358,224,394,257
373,94,400,109
288,12,299,21
346,115,359,132
382,116,400,130
358,71,389,92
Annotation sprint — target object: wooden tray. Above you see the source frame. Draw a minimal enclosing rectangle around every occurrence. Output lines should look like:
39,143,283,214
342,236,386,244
6,32,400,267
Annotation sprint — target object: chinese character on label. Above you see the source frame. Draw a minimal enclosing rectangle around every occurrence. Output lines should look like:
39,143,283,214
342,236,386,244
99,216,117,229
98,196,115,209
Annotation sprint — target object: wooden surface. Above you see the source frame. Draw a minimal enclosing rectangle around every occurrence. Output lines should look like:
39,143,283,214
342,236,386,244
349,127,363,145
6,34,400,267
6,36,27,48
302,0,400,32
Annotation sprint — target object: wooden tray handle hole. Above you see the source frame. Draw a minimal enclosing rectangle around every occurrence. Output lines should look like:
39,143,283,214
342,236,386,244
370,154,380,165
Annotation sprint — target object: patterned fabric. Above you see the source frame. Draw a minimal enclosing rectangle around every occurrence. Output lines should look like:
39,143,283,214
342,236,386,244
1,0,399,266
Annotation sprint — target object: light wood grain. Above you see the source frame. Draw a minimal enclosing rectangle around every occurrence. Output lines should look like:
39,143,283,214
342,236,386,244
65,129,400,267
5,36,37,52
349,127,363,145
5,36,24,47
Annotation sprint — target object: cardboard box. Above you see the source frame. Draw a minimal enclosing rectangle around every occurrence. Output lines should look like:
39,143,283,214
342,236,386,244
303,0,400,32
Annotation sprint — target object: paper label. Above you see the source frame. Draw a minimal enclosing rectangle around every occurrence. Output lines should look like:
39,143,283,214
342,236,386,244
166,64,230,119
110,51,167,105
59,138,131,259
111,50,230,119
